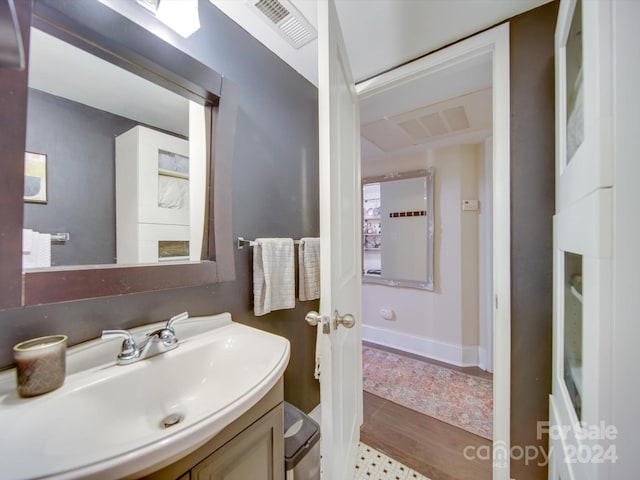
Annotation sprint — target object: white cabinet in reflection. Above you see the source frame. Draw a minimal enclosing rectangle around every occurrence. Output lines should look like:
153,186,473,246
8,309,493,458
115,125,190,264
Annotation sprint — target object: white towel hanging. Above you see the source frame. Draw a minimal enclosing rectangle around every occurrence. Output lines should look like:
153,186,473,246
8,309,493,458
253,238,295,316
298,237,320,301
22,229,33,253
22,231,51,269
37,233,51,268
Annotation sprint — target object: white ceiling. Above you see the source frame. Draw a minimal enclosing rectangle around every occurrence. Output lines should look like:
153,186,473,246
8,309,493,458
358,51,492,124
211,0,550,165
210,0,552,86
28,28,189,136
362,87,493,161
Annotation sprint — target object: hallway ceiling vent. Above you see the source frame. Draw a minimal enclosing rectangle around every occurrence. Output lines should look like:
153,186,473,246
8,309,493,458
442,106,470,131
249,0,317,49
361,88,491,154
392,105,472,143
420,113,449,137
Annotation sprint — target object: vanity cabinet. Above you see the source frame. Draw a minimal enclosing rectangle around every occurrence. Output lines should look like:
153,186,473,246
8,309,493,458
116,125,191,264
191,406,282,480
141,379,284,480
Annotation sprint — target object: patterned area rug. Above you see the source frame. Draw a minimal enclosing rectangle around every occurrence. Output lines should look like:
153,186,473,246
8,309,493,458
362,345,493,439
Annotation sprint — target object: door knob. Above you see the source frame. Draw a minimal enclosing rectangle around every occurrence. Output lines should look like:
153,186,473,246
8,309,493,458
305,311,322,326
333,310,356,330
306,311,330,334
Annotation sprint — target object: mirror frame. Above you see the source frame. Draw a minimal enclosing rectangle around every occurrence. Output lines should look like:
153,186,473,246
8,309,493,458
362,168,435,291
0,0,236,308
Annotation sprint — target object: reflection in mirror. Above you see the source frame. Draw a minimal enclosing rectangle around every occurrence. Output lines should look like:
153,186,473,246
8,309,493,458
565,0,583,162
22,27,206,269
362,169,434,290
564,251,583,419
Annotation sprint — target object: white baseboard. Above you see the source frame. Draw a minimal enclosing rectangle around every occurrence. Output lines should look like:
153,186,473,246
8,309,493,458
362,324,479,367
478,346,494,373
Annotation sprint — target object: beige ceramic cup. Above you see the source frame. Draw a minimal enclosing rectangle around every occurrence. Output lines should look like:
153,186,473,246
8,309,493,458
13,335,67,397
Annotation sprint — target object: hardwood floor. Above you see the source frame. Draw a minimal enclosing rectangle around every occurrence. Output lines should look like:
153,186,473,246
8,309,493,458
360,343,492,480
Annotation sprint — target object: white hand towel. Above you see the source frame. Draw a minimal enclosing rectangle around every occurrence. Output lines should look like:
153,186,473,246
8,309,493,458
22,231,51,269
22,230,38,269
253,238,295,316
298,237,320,301
22,229,33,253
37,233,51,268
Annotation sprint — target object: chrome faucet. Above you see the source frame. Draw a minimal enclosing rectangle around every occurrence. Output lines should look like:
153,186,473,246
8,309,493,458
102,312,189,365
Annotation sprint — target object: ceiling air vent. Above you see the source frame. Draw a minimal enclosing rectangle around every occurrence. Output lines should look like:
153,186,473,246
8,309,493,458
398,119,431,141
442,106,471,131
420,112,449,136
250,0,317,49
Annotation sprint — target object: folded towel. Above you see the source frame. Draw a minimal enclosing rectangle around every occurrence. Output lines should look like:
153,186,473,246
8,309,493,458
298,237,320,301
22,231,51,269
37,233,51,267
158,175,188,209
22,229,33,253
22,230,38,269
253,238,295,316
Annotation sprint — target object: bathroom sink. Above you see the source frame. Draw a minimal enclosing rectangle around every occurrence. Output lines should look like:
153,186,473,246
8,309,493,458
0,313,290,479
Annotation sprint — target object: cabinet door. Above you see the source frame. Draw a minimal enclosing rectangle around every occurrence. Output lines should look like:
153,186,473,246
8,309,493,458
551,1,615,479
192,406,284,480
555,0,613,210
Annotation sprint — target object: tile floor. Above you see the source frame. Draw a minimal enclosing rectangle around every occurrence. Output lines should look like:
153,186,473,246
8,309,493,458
354,443,430,480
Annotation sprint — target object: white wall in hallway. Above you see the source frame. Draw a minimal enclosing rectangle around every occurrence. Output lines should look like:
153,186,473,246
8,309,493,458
460,145,480,347
477,139,493,372
362,143,486,367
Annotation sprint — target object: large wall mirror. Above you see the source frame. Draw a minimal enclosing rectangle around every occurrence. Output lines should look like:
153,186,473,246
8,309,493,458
24,28,206,267
10,0,236,306
362,168,434,290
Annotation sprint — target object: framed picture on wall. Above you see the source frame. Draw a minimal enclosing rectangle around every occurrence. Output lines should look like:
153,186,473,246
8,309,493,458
24,151,47,204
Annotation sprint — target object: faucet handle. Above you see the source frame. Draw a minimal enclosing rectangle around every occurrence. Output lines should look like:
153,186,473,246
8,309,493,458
166,312,189,332
102,329,138,360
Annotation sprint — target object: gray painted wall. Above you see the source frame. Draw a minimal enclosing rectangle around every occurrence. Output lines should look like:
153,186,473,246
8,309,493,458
24,88,138,266
0,0,320,412
509,2,557,479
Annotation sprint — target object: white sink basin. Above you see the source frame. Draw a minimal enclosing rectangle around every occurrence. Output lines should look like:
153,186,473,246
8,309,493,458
0,313,290,479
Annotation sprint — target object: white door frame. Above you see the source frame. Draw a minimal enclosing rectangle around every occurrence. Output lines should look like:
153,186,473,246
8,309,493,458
356,24,511,480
